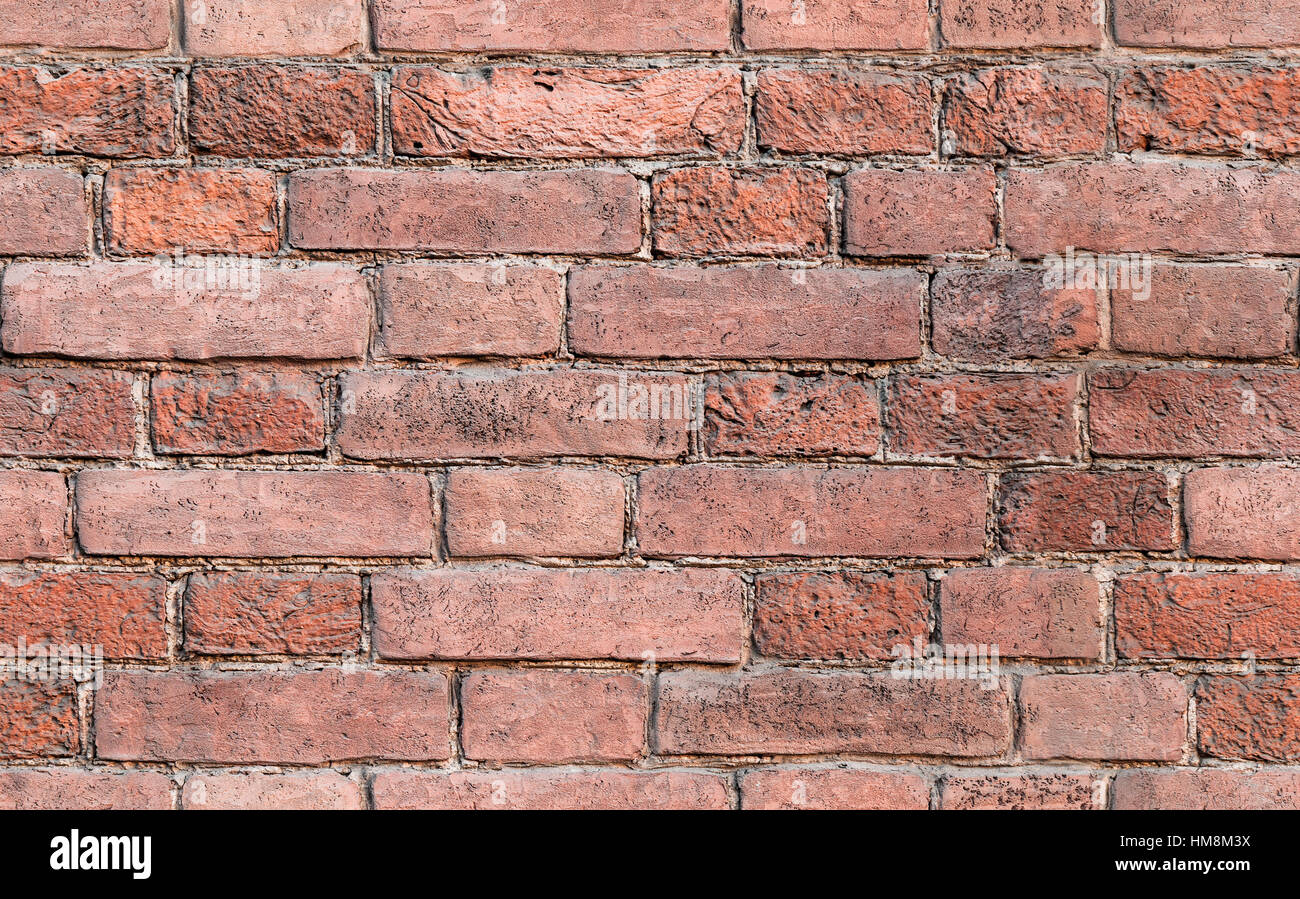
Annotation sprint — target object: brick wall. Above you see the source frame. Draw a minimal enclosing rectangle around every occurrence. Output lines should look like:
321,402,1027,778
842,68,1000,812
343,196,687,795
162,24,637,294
0,0,1298,810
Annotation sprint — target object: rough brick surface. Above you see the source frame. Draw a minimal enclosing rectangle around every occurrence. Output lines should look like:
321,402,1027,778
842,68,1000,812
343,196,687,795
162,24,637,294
843,168,997,256
941,773,1100,809
940,567,1102,659
1196,676,1300,761
1020,673,1188,761
184,571,362,655
151,369,325,455
0,168,85,256
1184,466,1300,561
943,69,1108,158
104,167,279,255
940,0,1101,48
999,471,1175,552
0,570,167,658
182,773,364,810
0,368,135,457
740,768,930,809
756,70,932,155
374,768,729,810
705,372,881,456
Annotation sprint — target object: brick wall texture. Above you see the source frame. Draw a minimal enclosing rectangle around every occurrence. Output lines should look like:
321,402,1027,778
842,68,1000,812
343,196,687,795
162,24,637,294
0,0,1298,810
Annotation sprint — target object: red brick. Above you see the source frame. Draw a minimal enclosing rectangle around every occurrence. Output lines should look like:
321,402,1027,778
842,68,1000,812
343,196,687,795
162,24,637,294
1114,768,1300,809
569,265,922,361
658,670,1009,757
1020,673,1187,760
0,0,170,49
753,570,929,660
184,0,365,56
190,66,375,158
372,568,743,663
0,168,85,256
940,0,1101,48
1119,67,1300,158
638,465,986,559
890,373,1081,460
652,167,829,258
2,262,368,361
0,470,67,560
151,369,325,455
461,670,646,763
943,69,1107,157
0,67,174,158
999,471,1175,552
1117,572,1300,660
445,468,624,558
756,69,932,155
0,681,77,759
743,0,929,50
931,268,1100,362
289,168,640,253
393,67,742,159
104,167,277,256
843,168,996,256
1091,368,1300,459
371,0,731,52
96,669,450,763
184,571,361,655
940,568,1102,658
941,773,1100,809
0,769,172,810
1196,676,1300,761
373,768,729,810
182,773,364,810
0,368,135,458
1006,162,1300,255
0,570,166,659
76,470,434,558
337,369,690,461
1110,265,1294,359
378,264,562,359
1115,0,1300,48
1184,466,1300,561
741,767,930,809
705,372,881,456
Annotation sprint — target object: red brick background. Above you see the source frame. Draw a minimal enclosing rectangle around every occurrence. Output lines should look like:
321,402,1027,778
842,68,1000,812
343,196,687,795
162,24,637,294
0,0,1298,810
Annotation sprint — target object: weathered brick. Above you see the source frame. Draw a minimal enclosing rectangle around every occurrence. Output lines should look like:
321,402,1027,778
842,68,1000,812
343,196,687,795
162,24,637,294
444,468,623,558
0,0,170,49
0,368,135,458
0,570,166,658
940,568,1102,658
373,768,729,810
0,681,77,759
0,67,174,158
103,167,278,255
289,168,640,253
1110,265,1294,359
931,268,1100,362
0,167,85,256
652,167,829,257
999,471,1175,552
941,774,1100,809
943,69,1107,157
373,568,743,663
2,262,368,361
1114,768,1300,809
76,470,435,558
182,773,364,810
705,372,881,456
190,66,375,158
337,369,690,461
371,0,731,52
1184,466,1300,561
843,168,997,256
0,470,67,560
1117,572,1300,659
890,373,1081,460
569,265,923,361
1196,676,1300,761
1006,162,1300,256
378,264,562,359
0,769,172,810
184,0,365,56
743,0,929,50
1115,0,1300,48
638,465,986,559
393,67,742,159
753,570,929,660
461,670,646,763
184,571,362,655
1091,368,1300,459
1020,673,1187,760
97,669,450,763
151,369,325,455
740,767,930,809
658,670,1009,757
940,0,1101,48
756,69,932,155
